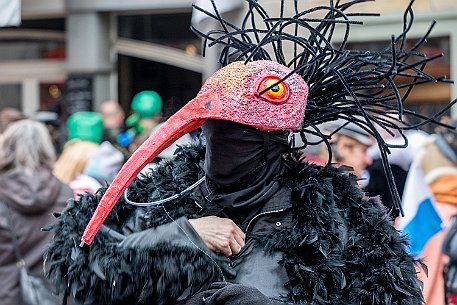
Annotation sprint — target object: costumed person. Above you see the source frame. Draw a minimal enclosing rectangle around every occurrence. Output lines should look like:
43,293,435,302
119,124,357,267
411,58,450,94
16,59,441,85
413,123,457,305
117,90,164,155
53,112,102,195
45,1,456,304
0,120,73,305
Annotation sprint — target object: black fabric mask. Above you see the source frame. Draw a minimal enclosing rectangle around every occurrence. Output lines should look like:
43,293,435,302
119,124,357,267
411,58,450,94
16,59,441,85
202,120,289,188
200,119,290,228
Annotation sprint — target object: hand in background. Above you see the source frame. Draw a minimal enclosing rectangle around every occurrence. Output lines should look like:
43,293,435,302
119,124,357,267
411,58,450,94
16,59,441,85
189,216,245,257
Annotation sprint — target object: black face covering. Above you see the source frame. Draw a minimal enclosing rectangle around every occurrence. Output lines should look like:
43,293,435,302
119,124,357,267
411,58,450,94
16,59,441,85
200,120,290,227
202,120,289,189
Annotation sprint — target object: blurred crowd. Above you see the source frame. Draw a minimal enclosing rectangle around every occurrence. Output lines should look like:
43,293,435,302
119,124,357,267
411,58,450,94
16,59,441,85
1,93,457,304
0,90,196,305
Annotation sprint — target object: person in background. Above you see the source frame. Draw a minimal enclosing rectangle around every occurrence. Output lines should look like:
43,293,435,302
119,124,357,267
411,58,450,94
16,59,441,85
365,159,409,220
365,125,429,220
69,141,125,198
53,112,103,187
137,96,196,175
32,111,63,155
125,91,164,154
0,107,26,134
139,122,195,175
99,100,126,145
0,119,73,305
414,124,457,305
332,122,375,186
53,140,100,185
131,91,163,131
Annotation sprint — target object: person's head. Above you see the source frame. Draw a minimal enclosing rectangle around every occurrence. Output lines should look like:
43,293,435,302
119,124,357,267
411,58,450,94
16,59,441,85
131,91,163,120
0,107,26,134
53,140,100,183
83,141,125,184
0,119,56,175
99,100,125,130
124,91,165,152
67,112,104,144
335,123,374,177
419,120,457,177
32,111,62,153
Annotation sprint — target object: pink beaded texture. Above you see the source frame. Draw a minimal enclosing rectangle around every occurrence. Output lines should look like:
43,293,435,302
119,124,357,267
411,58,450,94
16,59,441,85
199,60,309,132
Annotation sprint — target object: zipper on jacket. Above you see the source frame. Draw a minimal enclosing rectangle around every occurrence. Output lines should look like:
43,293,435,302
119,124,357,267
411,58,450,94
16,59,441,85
245,208,286,233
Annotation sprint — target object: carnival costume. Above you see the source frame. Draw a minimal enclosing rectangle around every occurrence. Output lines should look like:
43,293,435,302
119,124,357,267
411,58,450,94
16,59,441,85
46,0,455,304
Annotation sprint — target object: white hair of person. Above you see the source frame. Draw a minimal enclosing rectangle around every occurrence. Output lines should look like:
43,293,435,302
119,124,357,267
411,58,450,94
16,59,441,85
0,119,56,174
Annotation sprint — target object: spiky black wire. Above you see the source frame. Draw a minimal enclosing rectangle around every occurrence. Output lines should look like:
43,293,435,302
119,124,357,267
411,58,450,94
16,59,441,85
191,0,456,216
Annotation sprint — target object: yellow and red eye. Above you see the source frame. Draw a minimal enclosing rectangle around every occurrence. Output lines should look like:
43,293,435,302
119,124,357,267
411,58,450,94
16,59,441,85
257,76,289,103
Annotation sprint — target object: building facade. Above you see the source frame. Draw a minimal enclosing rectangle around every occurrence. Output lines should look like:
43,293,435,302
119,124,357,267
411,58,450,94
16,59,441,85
0,0,456,122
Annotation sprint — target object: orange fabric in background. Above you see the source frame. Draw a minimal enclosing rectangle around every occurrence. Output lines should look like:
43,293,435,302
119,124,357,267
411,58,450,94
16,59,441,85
431,175,457,207
418,175,457,305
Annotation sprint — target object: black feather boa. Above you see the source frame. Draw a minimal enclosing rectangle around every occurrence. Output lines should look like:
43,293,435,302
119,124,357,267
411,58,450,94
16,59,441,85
45,145,424,305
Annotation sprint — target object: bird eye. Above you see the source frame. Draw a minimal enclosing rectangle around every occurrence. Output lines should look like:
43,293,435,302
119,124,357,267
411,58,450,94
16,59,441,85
257,76,289,103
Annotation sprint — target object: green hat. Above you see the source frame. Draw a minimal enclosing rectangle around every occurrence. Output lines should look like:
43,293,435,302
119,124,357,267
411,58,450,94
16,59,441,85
131,91,163,119
67,112,104,144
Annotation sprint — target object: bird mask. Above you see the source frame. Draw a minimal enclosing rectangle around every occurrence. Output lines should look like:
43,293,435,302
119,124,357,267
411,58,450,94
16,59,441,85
81,60,309,245
80,0,457,245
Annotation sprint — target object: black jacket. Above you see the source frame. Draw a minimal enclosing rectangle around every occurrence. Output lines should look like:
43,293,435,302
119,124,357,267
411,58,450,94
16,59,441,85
45,145,424,305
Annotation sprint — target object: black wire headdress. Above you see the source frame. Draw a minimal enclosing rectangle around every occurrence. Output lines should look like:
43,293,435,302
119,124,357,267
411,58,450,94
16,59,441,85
191,0,456,216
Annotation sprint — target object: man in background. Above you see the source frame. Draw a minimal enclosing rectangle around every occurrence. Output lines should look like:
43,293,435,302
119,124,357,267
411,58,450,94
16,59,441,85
99,100,126,145
333,122,374,184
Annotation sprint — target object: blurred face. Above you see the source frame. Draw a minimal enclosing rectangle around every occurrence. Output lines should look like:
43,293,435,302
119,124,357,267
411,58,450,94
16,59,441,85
337,135,373,177
100,101,125,129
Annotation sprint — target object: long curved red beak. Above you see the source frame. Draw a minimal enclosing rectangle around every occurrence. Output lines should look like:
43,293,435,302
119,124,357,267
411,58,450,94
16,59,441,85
81,60,308,246
81,93,216,245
